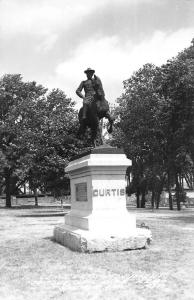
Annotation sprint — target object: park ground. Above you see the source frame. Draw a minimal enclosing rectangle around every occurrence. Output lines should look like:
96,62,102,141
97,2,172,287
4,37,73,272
0,199,194,300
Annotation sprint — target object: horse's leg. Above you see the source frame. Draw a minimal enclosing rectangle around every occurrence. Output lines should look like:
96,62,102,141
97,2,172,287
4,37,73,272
98,125,103,145
78,108,84,137
77,122,82,136
90,115,102,146
105,112,114,134
91,125,97,146
77,119,87,140
93,120,103,146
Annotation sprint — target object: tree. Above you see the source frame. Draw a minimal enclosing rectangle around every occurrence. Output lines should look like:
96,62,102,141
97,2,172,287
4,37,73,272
0,74,83,207
114,64,167,208
159,41,194,209
23,88,80,205
0,74,48,207
112,40,194,210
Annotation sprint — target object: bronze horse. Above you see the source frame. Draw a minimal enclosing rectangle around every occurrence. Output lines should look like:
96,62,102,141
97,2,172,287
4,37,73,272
78,77,114,146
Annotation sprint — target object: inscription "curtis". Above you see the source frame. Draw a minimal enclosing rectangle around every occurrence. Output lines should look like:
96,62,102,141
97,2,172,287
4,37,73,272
93,188,125,197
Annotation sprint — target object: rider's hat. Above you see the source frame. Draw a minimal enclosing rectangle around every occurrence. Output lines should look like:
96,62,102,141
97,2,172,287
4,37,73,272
84,67,95,74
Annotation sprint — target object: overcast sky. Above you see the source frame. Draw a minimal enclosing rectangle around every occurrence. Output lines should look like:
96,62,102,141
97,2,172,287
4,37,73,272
0,0,194,107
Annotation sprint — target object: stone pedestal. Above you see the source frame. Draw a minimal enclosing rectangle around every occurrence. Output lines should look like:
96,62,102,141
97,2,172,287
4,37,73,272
53,145,151,252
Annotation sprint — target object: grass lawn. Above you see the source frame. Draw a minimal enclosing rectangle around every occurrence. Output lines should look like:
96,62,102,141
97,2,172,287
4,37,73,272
0,202,194,300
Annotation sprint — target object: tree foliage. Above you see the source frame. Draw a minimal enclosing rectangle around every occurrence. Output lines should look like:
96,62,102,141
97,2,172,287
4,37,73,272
113,40,194,210
0,74,81,207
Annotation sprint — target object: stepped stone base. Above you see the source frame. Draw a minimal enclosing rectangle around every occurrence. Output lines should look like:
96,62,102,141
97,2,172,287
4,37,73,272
53,146,152,253
53,224,151,253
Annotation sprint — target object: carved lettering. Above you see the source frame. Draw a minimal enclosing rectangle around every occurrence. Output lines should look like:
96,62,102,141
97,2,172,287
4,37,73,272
93,189,98,197
99,189,105,196
106,189,110,196
92,188,126,197
120,189,125,196
111,189,116,196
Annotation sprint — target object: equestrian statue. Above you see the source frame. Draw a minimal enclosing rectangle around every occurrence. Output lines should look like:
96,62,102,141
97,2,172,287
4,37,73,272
76,67,114,146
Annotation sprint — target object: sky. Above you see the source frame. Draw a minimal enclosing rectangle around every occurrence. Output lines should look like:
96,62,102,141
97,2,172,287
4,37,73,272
0,0,194,108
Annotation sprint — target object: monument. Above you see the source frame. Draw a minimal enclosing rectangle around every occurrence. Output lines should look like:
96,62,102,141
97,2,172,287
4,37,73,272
53,68,151,252
76,67,114,146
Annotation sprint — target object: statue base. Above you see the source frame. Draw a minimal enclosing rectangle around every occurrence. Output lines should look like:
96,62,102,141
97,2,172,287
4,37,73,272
54,225,151,253
53,145,151,252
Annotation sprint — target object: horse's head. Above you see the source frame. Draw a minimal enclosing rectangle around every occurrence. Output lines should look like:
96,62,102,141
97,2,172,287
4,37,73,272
93,75,105,98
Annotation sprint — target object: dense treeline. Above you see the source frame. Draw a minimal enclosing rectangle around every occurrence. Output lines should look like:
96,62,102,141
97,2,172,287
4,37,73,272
110,40,194,210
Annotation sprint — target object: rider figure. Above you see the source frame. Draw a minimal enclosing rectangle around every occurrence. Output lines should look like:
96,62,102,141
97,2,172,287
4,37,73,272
76,68,96,119
76,68,113,130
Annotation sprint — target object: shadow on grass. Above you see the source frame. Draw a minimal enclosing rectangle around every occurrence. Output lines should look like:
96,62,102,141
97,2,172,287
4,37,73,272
163,215,194,224
17,212,68,218
44,236,55,241
0,205,70,210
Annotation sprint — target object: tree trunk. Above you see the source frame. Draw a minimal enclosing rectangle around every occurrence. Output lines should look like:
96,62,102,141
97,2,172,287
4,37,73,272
5,169,12,208
156,192,160,209
141,190,146,208
34,188,38,207
136,190,140,208
151,191,155,209
175,173,181,211
156,181,164,209
24,183,26,194
167,172,173,210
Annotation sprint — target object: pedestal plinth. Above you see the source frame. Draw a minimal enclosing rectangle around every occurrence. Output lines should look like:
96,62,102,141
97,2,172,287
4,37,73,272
53,146,151,252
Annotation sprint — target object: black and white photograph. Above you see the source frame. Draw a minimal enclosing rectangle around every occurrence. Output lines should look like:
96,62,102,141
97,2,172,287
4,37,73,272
0,0,194,299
